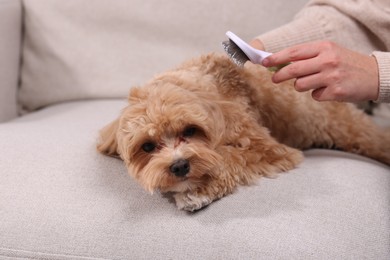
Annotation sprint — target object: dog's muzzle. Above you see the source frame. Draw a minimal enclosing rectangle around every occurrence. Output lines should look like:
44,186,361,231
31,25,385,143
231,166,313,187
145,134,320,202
170,159,190,177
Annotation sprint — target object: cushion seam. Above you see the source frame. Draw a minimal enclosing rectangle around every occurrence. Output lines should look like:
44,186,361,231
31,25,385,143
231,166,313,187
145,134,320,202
0,247,112,260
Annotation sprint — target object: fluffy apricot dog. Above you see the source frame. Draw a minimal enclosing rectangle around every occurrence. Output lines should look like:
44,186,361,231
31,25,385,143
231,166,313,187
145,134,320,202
97,53,390,211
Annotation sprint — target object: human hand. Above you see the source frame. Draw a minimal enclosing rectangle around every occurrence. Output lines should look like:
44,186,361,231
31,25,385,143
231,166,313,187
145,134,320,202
261,41,379,102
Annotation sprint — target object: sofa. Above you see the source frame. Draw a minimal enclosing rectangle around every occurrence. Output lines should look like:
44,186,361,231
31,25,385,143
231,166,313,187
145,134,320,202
1,0,389,259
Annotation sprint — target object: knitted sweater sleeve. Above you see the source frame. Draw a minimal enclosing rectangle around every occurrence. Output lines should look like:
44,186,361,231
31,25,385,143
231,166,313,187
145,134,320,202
373,52,390,102
254,1,390,103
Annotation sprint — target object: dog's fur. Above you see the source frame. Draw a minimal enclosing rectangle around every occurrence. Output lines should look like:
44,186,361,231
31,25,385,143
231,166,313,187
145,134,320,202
97,53,390,211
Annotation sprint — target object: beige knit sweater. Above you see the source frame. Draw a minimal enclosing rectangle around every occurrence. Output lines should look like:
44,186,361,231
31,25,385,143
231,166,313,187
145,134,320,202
255,0,390,102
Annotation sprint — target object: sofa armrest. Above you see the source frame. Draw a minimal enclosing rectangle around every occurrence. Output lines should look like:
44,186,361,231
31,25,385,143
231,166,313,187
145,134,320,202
0,0,21,122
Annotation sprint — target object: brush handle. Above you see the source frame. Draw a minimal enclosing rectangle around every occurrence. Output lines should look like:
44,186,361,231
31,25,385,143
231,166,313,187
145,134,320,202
226,31,271,64
226,31,290,71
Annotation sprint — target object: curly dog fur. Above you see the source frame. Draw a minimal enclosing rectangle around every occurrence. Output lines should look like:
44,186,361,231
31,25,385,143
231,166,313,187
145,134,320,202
97,53,390,211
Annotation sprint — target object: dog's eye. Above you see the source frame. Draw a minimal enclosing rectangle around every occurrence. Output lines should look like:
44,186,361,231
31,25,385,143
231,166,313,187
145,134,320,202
141,142,156,153
183,127,197,137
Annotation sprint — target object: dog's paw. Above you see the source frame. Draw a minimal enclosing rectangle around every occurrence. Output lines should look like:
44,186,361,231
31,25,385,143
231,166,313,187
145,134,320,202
174,192,212,212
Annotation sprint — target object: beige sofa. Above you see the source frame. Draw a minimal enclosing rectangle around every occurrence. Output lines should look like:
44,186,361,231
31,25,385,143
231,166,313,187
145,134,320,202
1,0,389,259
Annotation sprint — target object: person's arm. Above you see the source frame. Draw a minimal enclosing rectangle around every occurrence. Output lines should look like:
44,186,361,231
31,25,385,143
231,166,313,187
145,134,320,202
253,1,387,54
250,0,390,103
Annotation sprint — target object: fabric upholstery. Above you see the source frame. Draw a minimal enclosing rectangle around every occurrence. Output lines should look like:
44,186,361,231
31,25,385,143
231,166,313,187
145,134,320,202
19,0,307,112
3,0,389,258
0,0,21,122
0,100,389,259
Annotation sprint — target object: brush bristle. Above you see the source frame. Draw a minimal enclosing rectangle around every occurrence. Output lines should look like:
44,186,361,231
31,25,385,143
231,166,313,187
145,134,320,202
222,39,249,67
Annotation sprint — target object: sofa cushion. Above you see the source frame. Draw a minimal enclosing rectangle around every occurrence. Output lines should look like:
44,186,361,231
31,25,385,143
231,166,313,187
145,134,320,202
18,0,307,111
0,100,389,259
0,0,21,122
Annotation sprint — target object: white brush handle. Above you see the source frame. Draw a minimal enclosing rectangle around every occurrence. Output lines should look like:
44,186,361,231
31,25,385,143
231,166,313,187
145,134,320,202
226,31,272,64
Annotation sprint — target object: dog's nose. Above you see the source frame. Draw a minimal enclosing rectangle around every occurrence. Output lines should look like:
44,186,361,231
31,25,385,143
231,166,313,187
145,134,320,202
170,159,190,177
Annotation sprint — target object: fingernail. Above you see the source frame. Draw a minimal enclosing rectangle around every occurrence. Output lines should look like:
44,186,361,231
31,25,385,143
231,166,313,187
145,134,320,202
262,58,270,66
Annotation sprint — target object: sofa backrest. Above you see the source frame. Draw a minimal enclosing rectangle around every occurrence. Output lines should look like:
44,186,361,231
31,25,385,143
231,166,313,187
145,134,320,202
18,0,308,113
0,0,21,122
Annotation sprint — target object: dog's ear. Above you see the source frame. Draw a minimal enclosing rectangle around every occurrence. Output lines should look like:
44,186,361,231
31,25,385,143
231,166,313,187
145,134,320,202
97,118,120,157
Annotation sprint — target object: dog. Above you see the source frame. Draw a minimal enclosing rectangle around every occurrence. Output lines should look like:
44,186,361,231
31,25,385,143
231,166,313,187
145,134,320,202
97,53,390,211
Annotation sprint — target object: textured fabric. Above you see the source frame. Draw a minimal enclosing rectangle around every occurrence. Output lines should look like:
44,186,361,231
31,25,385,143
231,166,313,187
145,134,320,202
373,52,390,102
18,0,307,112
0,100,389,259
0,0,21,122
256,0,390,103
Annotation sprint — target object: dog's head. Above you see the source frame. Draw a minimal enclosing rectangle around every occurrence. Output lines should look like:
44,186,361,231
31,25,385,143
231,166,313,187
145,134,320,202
97,70,227,193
